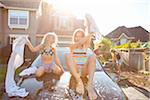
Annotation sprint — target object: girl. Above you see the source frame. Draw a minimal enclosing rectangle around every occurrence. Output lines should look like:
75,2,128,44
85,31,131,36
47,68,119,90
65,29,97,100
26,32,64,77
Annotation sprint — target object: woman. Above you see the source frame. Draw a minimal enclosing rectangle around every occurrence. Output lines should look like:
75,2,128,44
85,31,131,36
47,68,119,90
65,29,97,99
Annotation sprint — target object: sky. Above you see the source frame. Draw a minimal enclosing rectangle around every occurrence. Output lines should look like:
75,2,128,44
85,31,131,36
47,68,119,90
48,0,150,36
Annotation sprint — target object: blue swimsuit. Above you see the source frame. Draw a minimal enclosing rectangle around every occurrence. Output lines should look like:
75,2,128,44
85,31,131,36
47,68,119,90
73,49,88,65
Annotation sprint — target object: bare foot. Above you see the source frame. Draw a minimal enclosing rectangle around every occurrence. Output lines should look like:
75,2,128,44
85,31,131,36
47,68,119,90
86,84,97,100
76,78,84,95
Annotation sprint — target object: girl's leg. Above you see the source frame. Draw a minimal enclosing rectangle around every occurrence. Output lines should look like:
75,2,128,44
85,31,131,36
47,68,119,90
52,65,63,76
117,63,121,75
86,55,97,100
65,53,84,94
36,67,45,77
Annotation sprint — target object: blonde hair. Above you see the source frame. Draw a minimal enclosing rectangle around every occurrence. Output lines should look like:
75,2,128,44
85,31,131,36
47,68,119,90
72,28,85,43
41,32,58,47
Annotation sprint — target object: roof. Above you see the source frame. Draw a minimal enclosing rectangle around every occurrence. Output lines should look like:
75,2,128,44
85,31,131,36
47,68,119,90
106,26,149,42
106,26,132,38
1,0,41,10
0,2,4,7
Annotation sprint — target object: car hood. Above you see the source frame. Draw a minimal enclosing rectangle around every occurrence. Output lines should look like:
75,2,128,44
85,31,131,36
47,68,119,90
21,71,126,100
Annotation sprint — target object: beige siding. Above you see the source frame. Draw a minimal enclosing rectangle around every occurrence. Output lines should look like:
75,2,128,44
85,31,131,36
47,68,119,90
0,8,2,47
2,9,41,46
36,36,42,45
28,10,40,46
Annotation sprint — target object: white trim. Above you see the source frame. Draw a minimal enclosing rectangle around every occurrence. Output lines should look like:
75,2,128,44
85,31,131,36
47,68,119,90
9,34,29,37
0,3,5,7
36,0,42,16
119,33,135,39
111,33,135,41
5,7,37,11
36,34,44,37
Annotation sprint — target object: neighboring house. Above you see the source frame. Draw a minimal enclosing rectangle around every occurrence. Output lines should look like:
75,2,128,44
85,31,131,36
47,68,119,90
0,0,43,47
0,0,43,63
106,26,150,46
0,0,84,63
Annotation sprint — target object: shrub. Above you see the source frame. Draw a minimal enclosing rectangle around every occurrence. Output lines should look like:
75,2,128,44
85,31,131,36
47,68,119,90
94,37,112,63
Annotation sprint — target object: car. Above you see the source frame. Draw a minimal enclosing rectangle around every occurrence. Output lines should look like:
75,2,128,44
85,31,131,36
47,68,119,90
4,47,128,100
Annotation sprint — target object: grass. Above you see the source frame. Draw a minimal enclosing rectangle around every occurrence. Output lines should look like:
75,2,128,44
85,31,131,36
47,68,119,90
0,65,7,84
0,64,23,98
0,65,7,98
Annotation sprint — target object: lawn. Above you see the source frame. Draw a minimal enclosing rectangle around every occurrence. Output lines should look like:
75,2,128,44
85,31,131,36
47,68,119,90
0,65,7,84
0,65,7,98
0,64,23,97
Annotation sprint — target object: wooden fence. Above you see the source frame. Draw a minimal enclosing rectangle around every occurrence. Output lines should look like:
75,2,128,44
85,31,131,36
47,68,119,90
120,48,150,71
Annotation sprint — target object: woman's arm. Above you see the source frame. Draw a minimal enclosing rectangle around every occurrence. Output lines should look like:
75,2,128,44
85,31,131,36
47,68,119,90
53,49,64,72
26,39,43,52
70,33,94,51
77,33,93,45
84,35,92,48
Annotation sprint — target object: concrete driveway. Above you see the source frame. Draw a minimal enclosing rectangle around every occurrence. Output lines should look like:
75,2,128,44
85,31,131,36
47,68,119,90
107,72,150,100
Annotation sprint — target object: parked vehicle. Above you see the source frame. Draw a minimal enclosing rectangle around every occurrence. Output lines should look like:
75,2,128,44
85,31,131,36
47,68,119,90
4,47,128,100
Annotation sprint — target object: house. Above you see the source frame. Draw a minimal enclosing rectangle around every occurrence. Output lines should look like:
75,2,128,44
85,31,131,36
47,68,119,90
0,0,43,46
36,10,84,46
106,26,150,46
0,0,84,63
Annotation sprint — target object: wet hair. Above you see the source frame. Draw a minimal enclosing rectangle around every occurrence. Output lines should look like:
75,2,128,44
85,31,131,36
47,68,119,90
41,32,58,47
72,28,85,43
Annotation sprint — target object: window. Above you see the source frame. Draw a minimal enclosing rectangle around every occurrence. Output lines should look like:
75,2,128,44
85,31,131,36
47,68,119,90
8,10,29,29
120,38,127,45
10,16,18,24
114,41,120,46
120,35,127,45
59,16,70,30
19,16,27,25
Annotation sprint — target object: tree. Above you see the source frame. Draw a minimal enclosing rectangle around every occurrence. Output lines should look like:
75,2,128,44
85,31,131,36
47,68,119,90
94,37,112,64
95,37,112,51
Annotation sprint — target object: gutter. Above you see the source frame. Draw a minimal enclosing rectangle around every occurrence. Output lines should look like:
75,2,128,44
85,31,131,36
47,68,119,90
0,2,5,7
